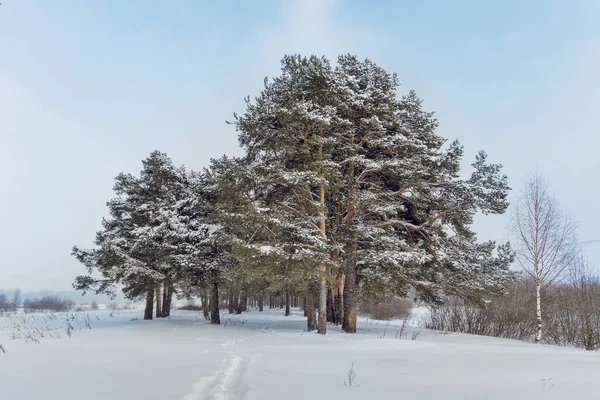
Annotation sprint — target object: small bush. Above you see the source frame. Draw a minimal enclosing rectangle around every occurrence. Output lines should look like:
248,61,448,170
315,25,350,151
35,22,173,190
359,298,412,321
178,304,204,311
427,274,600,350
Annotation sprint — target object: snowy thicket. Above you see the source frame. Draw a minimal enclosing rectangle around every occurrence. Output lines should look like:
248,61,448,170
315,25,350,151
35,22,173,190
73,55,515,333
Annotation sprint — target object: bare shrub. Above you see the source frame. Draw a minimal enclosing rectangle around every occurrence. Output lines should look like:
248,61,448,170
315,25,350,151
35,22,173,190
427,279,537,341
359,298,412,321
428,270,600,350
344,362,358,387
83,314,92,330
394,318,409,339
24,331,40,344
377,321,391,338
222,317,247,327
65,320,74,337
544,261,600,350
178,304,203,311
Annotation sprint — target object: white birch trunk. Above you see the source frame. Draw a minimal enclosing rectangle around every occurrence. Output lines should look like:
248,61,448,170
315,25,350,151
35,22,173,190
535,278,542,343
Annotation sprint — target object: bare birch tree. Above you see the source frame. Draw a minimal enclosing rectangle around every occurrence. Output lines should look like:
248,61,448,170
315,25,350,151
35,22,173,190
512,171,578,343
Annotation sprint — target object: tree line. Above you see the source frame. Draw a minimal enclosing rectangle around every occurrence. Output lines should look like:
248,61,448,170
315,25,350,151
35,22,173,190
73,54,515,334
0,289,20,312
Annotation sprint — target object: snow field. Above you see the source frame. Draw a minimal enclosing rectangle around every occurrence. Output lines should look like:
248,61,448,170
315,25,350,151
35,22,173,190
1,308,599,400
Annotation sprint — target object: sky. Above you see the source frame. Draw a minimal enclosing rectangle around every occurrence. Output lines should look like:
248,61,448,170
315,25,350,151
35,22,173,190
1,0,600,291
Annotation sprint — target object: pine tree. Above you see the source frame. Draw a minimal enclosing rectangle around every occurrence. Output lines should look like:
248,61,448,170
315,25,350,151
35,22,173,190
230,56,340,333
329,56,514,332
72,151,186,319
165,169,232,324
230,54,515,333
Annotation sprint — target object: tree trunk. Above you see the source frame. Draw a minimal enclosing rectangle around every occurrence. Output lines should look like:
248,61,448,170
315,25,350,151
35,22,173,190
317,184,327,335
258,295,264,312
241,292,248,312
331,200,344,326
162,284,173,317
285,292,291,316
161,283,169,317
317,279,327,334
535,278,542,343
342,261,358,333
228,290,235,314
306,293,317,332
236,290,246,314
327,287,335,323
211,281,220,325
335,271,344,325
342,123,358,334
144,287,154,320
304,296,308,317
202,288,210,321
155,284,163,318
342,232,358,333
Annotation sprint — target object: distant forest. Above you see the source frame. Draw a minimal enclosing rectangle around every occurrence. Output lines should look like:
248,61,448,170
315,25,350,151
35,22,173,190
0,289,126,305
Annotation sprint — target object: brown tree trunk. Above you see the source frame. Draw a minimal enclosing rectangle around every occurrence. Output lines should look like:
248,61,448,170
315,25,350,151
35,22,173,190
163,284,173,317
317,184,327,335
228,289,235,314
342,134,358,333
335,270,344,325
332,199,345,326
306,293,317,332
285,292,291,316
342,238,358,333
144,286,154,320
327,286,335,323
161,284,169,317
258,295,264,312
202,288,210,321
236,290,247,314
155,284,162,318
210,281,220,325
304,296,308,317
241,292,248,312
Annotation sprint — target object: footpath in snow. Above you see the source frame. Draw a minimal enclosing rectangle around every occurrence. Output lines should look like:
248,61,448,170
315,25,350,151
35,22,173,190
1,308,599,400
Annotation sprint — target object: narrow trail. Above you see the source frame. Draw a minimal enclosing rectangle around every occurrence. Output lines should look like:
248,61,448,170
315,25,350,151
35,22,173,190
183,323,264,400
183,339,249,400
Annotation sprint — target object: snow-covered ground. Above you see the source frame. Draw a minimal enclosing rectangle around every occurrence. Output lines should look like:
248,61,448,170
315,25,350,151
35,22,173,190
1,308,599,400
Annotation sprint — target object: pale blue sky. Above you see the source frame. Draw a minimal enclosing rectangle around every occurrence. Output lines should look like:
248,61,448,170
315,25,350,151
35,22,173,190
1,0,599,290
